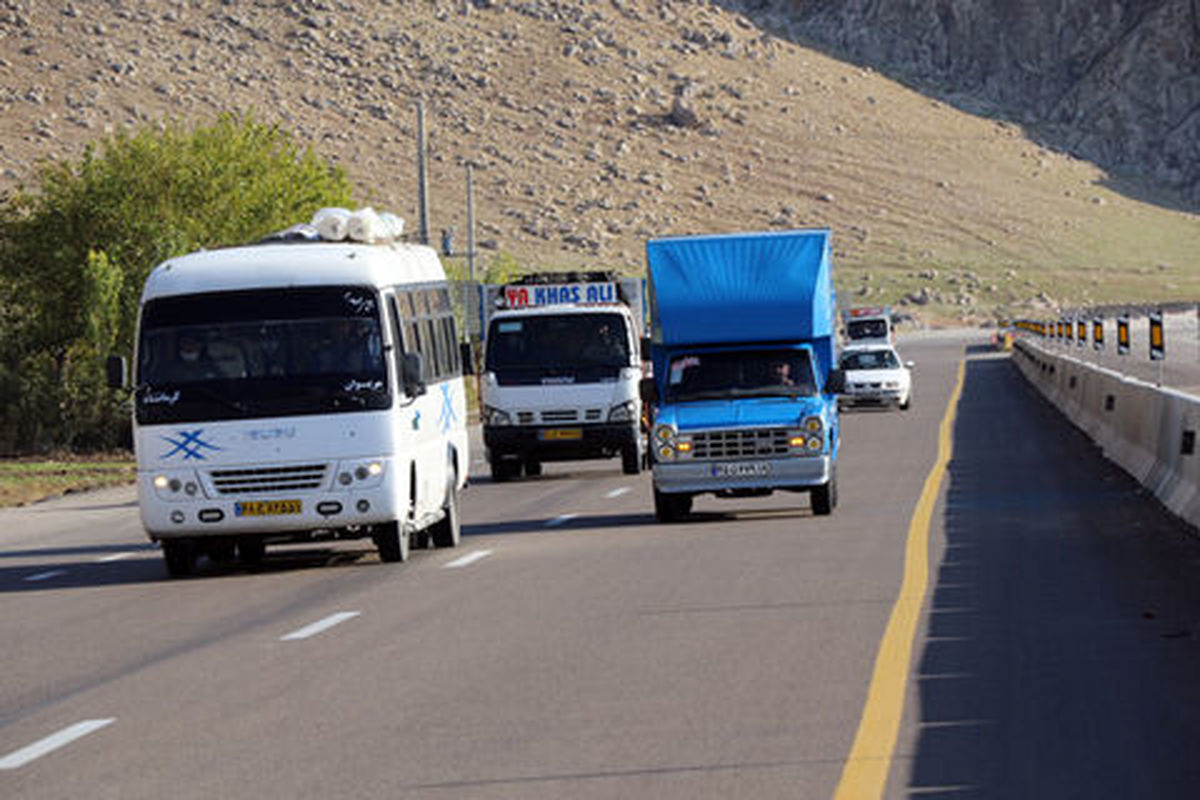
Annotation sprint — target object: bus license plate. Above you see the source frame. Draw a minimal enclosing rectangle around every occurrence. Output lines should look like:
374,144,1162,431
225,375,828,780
540,428,582,441
235,499,302,517
711,462,771,478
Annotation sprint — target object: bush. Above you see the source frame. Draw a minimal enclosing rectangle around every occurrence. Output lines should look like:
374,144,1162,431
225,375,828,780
0,113,354,453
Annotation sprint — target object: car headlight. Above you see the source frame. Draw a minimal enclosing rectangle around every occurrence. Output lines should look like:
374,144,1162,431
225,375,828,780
608,399,637,422
483,405,511,426
885,381,900,389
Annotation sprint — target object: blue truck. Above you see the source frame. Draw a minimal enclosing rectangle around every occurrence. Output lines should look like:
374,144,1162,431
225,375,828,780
642,229,842,522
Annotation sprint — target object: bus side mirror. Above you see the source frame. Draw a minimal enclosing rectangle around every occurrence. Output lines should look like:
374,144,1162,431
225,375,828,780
106,355,127,390
639,377,657,405
826,368,845,395
402,353,426,397
460,341,475,376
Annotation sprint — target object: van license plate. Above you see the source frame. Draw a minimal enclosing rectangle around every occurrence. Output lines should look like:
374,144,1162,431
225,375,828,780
540,428,582,441
711,462,770,478
235,499,302,517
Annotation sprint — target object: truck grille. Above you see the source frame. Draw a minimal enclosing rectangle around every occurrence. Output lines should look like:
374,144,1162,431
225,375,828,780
209,463,329,495
541,409,579,423
690,429,790,460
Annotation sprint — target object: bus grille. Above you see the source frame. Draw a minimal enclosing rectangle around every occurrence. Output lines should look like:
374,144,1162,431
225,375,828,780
209,464,329,495
690,429,790,460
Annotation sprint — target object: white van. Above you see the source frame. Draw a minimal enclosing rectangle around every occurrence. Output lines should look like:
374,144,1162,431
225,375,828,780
114,212,469,576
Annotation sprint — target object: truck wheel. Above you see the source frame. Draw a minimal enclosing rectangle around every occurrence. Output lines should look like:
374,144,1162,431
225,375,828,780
206,537,236,564
162,539,197,577
811,472,838,516
653,489,692,523
524,459,542,477
429,477,461,548
373,521,410,563
621,444,641,475
237,537,266,564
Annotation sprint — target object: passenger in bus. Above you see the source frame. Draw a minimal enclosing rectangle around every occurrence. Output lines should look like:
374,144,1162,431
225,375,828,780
167,333,220,382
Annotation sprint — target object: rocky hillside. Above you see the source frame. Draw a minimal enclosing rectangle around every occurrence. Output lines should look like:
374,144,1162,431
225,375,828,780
792,0,1200,208
2,0,1198,324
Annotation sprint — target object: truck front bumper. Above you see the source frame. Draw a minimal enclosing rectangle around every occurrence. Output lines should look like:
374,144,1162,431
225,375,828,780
485,422,639,462
653,455,832,494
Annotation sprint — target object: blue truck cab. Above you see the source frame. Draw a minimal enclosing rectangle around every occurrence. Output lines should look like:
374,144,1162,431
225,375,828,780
643,230,842,522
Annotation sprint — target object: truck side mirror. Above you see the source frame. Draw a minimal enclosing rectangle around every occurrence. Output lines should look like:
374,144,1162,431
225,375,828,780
826,368,845,395
639,376,657,404
460,341,475,376
105,355,127,390
402,352,427,397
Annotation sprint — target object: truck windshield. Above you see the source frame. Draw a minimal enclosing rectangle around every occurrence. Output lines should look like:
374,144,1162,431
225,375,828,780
486,312,630,371
135,286,389,424
666,349,817,402
846,318,888,340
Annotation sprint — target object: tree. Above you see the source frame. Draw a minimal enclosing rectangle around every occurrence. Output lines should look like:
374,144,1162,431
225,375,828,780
0,113,355,452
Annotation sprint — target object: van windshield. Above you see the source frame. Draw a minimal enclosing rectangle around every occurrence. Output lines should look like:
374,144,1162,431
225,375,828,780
135,286,389,424
665,349,817,402
486,312,631,372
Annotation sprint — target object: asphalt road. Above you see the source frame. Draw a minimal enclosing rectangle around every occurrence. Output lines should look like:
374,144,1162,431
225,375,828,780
4,331,1200,799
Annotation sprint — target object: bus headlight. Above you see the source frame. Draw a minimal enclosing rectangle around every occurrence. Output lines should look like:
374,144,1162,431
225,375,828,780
608,400,637,422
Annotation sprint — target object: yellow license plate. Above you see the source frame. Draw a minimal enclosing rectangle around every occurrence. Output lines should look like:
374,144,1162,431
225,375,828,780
541,428,582,441
235,499,302,517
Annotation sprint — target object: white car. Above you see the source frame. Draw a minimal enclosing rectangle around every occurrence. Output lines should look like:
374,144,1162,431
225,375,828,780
838,344,913,410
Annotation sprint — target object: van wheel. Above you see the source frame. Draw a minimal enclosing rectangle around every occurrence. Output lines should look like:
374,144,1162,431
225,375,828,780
430,477,461,548
373,521,410,563
811,471,838,516
621,444,641,475
237,537,266,564
653,489,692,523
162,539,197,577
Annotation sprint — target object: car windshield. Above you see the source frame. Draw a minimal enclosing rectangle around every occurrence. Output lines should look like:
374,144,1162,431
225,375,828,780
840,349,900,370
135,286,389,424
846,318,888,340
486,312,631,371
665,349,817,402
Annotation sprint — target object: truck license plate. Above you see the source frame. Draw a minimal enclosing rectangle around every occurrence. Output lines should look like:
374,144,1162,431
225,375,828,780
711,462,771,478
235,499,302,517
540,428,582,441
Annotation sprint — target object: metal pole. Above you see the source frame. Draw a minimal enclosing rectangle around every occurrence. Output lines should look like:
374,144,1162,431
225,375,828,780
466,163,476,283
416,100,431,246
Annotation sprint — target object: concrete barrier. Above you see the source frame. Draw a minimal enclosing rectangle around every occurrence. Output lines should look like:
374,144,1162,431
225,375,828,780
1014,339,1200,532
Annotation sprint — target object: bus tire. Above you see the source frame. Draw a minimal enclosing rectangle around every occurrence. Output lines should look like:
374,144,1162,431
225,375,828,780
429,478,461,548
162,539,197,577
374,521,410,563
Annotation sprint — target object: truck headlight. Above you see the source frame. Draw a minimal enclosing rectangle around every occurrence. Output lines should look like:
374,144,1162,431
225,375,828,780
653,424,677,461
483,405,511,426
803,416,823,435
608,400,637,422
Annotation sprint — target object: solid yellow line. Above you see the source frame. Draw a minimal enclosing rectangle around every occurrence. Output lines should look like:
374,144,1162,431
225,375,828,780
832,358,966,800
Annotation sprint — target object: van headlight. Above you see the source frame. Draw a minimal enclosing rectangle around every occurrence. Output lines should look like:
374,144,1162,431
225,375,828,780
608,400,637,422
483,405,511,426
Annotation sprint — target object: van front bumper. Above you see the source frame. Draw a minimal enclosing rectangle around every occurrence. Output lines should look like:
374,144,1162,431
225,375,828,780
653,455,832,494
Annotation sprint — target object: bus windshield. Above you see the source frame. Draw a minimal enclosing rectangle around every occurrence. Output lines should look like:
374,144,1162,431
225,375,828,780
135,286,389,424
665,348,817,402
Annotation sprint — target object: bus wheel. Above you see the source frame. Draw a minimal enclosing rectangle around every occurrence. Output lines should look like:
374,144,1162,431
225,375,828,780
524,459,542,477
373,521,410,563
237,537,266,564
162,539,197,577
621,444,641,475
430,478,461,548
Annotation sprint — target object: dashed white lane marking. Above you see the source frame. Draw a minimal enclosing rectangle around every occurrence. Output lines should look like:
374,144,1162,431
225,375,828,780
280,611,361,642
443,549,494,569
605,487,631,499
545,513,578,528
0,719,115,770
97,552,136,563
24,570,67,582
